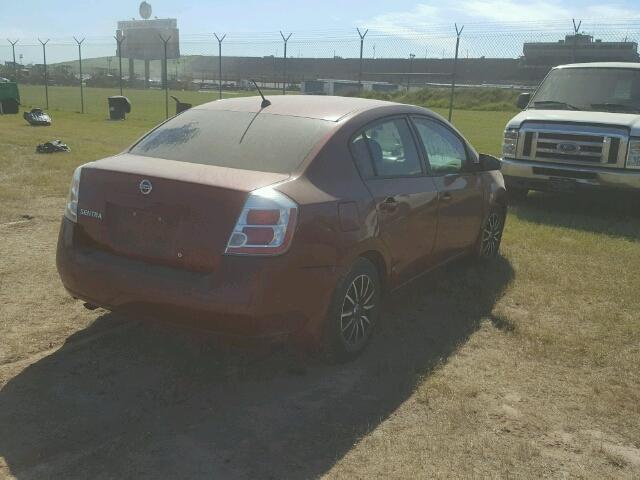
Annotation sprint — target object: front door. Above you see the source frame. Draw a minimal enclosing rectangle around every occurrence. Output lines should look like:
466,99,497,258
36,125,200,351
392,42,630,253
411,116,484,259
351,117,439,285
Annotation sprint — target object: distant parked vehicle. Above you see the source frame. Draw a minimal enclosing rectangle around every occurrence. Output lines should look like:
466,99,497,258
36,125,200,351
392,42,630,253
56,95,506,360
501,62,640,198
0,81,19,114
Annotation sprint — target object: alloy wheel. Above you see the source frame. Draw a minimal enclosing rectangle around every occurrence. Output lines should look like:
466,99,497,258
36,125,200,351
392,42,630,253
340,274,375,347
481,212,503,257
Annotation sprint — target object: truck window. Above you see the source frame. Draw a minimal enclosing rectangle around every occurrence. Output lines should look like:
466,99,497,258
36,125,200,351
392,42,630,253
532,68,640,113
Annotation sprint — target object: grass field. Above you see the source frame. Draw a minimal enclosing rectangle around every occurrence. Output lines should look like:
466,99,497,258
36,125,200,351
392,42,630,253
0,87,639,478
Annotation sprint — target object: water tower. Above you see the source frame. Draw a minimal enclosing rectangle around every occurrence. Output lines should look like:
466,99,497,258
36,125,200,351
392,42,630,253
116,2,180,87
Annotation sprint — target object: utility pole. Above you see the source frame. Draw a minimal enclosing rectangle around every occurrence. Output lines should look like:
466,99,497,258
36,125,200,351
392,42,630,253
38,39,50,109
357,27,368,87
73,37,85,113
280,31,292,95
7,39,18,82
214,33,226,100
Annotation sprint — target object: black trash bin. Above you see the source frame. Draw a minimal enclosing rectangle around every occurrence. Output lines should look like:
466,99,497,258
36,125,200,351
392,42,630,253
108,96,131,120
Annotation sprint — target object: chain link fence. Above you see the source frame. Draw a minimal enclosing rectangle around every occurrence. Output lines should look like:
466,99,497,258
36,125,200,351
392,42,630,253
1,19,638,121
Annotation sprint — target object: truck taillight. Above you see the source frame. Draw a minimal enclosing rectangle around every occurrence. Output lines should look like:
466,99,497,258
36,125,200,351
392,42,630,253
225,186,298,256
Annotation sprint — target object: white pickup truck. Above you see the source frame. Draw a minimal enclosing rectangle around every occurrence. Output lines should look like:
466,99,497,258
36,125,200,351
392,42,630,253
501,62,640,197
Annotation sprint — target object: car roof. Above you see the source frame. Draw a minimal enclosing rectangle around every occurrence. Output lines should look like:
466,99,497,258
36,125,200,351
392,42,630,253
555,62,640,70
194,95,398,122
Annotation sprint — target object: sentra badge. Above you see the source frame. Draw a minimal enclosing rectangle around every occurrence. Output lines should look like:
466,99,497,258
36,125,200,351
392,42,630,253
79,208,103,220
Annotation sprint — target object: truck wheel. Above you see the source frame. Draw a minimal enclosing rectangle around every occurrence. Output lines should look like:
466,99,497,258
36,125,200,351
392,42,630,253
325,258,381,362
507,185,528,202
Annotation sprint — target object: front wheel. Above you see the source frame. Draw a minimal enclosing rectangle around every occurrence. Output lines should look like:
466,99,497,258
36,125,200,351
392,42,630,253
476,207,506,258
325,258,381,362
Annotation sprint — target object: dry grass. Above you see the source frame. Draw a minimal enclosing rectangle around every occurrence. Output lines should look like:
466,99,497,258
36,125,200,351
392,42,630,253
0,100,639,479
325,195,640,479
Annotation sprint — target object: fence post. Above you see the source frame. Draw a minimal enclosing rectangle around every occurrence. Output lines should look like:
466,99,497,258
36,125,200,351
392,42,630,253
38,39,50,109
448,24,463,122
114,34,125,96
73,37,85,113
214,33,226,100
7,39,18,82
159,34,171,119
357,28,368,87
571,19,582,63
408,53,415,90
280,31,292,95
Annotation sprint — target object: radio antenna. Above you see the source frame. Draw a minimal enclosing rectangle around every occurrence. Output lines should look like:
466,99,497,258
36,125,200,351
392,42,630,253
252,79,271,108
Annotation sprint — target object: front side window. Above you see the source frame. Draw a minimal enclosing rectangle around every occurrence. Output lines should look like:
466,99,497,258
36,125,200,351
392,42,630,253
412,117,468,175
351,118,422,178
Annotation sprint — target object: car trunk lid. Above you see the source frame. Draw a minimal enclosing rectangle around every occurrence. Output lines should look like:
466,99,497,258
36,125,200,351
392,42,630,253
77,154,289,271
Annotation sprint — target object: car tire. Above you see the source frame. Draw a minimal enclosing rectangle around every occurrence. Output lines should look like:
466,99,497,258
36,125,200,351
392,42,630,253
324,257,381,362
476,207,506,259
507,185,528,202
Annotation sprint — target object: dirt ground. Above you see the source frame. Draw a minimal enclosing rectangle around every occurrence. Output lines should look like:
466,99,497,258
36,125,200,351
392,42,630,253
1,195,639,479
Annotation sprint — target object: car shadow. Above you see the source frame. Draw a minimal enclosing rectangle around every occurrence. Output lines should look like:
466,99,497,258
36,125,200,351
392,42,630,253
511,190,640,240
0,256,514,479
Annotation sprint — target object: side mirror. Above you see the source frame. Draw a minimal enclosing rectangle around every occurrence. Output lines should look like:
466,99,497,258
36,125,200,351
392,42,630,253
516,92,531,110
478,153,501,171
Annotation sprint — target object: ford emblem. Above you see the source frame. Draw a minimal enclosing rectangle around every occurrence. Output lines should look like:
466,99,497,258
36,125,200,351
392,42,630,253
557,142,580,153
139,179,153,195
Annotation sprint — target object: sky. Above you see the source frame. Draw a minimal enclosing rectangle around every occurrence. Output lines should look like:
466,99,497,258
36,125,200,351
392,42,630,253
1,1,639,62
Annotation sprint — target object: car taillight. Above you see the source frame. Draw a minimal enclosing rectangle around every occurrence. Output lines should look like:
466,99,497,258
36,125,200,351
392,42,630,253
225,186,298,256
64,166,83,223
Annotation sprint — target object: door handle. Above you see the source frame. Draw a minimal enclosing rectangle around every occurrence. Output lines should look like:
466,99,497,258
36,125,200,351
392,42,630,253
380,196,398,211
440,192,453,201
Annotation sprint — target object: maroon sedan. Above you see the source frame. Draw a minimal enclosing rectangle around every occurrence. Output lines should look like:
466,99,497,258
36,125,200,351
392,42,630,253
57,95,506,360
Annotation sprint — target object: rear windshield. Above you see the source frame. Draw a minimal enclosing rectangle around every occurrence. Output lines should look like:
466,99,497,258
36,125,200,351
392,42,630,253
130,109,335,173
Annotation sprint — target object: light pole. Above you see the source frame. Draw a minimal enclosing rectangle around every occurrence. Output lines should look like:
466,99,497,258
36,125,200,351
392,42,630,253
114,34,125,96
159,34,172,119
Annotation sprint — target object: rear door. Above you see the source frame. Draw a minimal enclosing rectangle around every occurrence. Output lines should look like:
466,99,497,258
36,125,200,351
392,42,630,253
351,117,439,285
410,116,484,259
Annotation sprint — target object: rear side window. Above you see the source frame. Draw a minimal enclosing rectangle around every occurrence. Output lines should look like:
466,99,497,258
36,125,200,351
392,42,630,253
350,118,422,178
131,109,335,174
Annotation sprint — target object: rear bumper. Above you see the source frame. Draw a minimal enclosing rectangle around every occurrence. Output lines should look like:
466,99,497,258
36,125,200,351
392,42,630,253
501,158,640,192
56,217,339,340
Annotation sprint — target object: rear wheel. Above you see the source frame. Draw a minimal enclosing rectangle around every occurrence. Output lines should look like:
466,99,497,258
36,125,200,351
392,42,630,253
325,258,381,362
476,207,506,258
